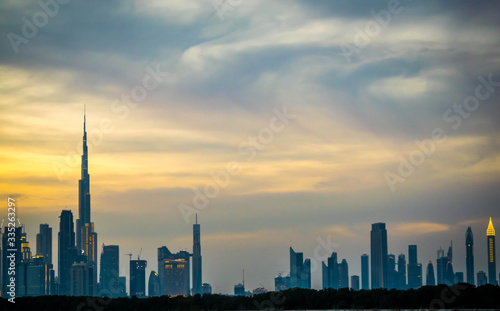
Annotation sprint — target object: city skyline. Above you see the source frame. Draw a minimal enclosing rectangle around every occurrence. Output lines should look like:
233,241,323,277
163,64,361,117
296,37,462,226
1,0,500,295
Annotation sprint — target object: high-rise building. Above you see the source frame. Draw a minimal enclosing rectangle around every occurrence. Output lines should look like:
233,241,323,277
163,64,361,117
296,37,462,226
445,260,454,285
322,252,339,289
202,283,212,295
339,259,349,288
407,245,421,289
477,271,487,286
76,108,92,253
465,226,474,285
130,259,147,297
161,258,188,296
322,262,328,289
370,223,388,289
361,254,369,290
36,224,52,266
351,275,360,291
192,215,202,295
426,261,436,286
70,261,96,296
158,246,191,296
301,258,311,289
487,217,497,285
275,273,288,291
58,210,77,295
100,244,120,297
234,283,245,296
290,247,303,288
397,253,406,290
454,272,464,284
148,271,160,297
387,254,397,289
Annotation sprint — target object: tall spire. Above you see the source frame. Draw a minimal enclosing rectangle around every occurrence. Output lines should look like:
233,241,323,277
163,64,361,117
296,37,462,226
487,217,495,236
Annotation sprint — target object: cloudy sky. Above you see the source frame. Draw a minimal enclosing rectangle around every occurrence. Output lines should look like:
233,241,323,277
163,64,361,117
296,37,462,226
1,0,500,294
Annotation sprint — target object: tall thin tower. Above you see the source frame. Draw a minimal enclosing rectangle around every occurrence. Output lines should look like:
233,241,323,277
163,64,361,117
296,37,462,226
465,226,474,285
487,217,497,285
76,105,91,252
370,223,388,289
192,214,202,295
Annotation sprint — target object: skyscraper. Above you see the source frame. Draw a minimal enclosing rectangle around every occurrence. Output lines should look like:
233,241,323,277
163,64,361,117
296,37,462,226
370,223,388,289
100,244,120,297
36,224,52,266
59,210,77,295
162,259,188,296
76,108,98,269
387,254,397,289
192,215,202,295
465,226,474,285
130,259,147,297
158,246,191,296
351,275,360,291
148,271,160,297
477,271,487,286
436,247,446,285
397,253,406,290
290,247,303,288
361,253,369,290
325,252,339,289
70,261,96,296
426,261,436,286
339,259,349,288
407,245,421,289
487,217,497,285
301,258,311,289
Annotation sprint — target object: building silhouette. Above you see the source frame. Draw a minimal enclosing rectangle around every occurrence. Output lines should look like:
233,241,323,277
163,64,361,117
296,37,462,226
407,245,422,289
290,247,311,289
148,271,160,297
202,283,212,294
323,252,339,289
339,259,349,288
351,275,360,290
454,272,463,283
477,271,487,286
370,223,388,289
70,261,96,296
58,210,77,295
234,283,245,296
487,217,497,285
36,224,52,266
397,253,406,290
76,109,92,253
100,244,120,297
387,254,397,289
465,226,474,285
192,215,202,295
158,246,191,296
130,259,147,297
426,261,436,286
361,254,369,290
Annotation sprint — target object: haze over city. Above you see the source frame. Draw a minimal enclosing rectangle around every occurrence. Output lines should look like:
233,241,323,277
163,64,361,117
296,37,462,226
1,0,499,295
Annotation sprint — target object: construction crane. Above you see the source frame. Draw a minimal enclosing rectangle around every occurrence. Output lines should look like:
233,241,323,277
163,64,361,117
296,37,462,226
124,253,132,261
138,248,142,260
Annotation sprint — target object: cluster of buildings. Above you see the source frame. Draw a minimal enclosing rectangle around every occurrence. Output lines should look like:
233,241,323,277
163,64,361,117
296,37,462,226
1,112,499,298
274,221,498,291
0,113,209,298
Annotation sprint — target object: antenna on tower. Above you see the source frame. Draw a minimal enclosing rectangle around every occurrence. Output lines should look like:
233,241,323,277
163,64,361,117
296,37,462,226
196,213,198,225
243,269,245,286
